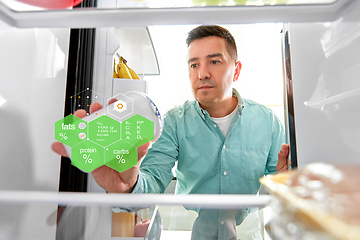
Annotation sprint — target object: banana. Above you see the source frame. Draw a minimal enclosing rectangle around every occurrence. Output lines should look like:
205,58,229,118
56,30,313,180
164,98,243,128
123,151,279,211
113,59,119,78
124,62,140,80
117,57,132,79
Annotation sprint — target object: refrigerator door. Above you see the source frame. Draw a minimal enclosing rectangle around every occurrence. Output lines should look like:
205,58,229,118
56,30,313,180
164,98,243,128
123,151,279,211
287,0,360,166
0,23,70,239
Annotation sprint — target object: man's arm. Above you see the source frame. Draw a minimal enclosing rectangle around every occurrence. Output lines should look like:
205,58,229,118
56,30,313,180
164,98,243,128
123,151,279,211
265,112,289,174
132,112,179,194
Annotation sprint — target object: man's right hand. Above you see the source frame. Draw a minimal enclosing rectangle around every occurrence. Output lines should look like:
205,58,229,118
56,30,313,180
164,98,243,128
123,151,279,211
51,99,150,193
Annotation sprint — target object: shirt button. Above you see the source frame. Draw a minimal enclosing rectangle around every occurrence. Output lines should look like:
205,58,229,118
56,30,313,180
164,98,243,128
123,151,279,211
221,220,224,225
223,171,227,176
214,124,217,128
223,145,226,149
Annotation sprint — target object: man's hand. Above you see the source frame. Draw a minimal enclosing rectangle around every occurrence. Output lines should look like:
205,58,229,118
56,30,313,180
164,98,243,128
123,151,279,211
277,144,290,173
51,99,150,193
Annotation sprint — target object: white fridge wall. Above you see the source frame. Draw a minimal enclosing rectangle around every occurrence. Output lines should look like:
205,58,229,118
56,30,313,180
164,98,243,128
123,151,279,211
0,20,69,239
289,0,360,166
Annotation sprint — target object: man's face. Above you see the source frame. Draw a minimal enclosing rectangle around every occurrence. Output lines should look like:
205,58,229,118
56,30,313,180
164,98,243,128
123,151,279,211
187,36,241,107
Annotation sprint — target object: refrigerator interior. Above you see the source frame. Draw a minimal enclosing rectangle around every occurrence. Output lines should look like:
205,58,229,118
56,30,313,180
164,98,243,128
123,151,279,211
0,0,359,239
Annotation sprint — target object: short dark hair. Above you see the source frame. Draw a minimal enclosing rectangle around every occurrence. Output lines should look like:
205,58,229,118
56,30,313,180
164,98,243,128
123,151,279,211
186,25,238,62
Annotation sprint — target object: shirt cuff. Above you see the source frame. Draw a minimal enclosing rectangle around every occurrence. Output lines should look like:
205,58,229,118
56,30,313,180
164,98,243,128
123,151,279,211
111,172,145,213
131,171,145,194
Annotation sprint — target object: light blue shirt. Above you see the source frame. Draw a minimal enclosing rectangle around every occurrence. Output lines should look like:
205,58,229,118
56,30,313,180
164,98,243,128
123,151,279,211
132,88,285,236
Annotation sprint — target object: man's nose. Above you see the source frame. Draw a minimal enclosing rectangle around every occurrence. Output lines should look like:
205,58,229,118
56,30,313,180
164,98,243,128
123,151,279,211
198,65,210,80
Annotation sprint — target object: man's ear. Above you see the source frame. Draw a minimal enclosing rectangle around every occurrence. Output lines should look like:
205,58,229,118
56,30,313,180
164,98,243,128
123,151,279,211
233,61,242,82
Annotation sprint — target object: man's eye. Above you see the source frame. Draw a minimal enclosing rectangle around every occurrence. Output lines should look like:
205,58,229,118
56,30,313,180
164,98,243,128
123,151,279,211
190,63,198,68
210,60,220,64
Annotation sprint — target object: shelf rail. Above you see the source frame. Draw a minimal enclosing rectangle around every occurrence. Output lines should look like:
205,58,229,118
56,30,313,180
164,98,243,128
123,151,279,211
0,0,356,28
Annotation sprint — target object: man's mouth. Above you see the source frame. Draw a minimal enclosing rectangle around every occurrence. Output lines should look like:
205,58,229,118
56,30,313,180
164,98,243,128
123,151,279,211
198,85,213,90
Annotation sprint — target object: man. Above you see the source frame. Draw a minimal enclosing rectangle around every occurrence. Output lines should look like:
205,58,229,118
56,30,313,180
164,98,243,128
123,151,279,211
53,25,289,239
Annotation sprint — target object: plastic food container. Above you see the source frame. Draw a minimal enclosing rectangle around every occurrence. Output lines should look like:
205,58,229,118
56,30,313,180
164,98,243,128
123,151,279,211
260,163,360,240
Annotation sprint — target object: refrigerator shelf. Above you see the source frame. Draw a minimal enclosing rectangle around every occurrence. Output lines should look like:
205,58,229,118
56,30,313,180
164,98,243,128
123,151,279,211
0,190,272,209
0,0,355,28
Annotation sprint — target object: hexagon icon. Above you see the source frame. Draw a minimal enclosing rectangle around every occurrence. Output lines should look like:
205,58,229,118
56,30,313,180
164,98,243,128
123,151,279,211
89,115,120,147
121,114,154,147
71,140,105,173
68,88,106,116
114,100,127,113
55,115,88,147
105,140,137,173
106,93,133,120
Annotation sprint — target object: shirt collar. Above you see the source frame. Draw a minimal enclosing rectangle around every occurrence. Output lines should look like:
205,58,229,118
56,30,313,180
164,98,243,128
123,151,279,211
195,88,244,120
232,88,244,115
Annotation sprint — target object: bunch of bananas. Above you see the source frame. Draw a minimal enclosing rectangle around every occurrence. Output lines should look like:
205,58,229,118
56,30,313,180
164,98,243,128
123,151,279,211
113,55,140,80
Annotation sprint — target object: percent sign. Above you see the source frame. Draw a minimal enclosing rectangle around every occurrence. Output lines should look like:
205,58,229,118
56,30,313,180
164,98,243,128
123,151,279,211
59,133,68,140
116,155,126,164
83,154,92,163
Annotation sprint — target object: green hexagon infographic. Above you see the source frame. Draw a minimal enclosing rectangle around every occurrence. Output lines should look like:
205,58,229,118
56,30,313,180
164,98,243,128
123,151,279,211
121,114,154,147
55,96,157,173
71,140,105,173
105,140,138,173
55,115,88,147
89,115,120,147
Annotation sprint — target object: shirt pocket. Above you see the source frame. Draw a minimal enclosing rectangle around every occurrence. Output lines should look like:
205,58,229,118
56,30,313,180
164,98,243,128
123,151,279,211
238,145,270,181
